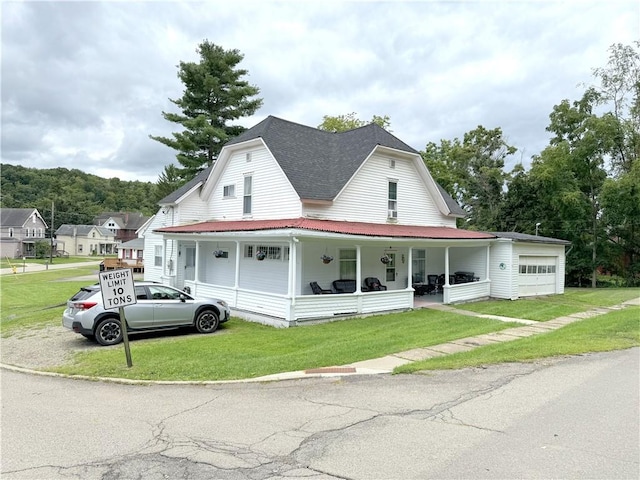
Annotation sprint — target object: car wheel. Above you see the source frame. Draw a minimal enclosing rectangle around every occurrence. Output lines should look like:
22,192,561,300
195,310,219,334
95,318,123,346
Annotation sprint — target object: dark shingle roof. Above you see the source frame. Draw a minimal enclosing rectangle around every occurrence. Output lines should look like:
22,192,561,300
492,232,571,245
158,165,213,205
226,116,419,201
0,208,45,228
55,224,114,237
93,212,150,230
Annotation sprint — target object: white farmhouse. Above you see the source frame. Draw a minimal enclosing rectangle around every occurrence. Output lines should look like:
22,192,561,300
144,116,569,326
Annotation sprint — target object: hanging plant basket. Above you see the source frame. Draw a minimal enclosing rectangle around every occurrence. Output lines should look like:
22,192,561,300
321,254,333,264
256,251,266,261
213,250,225,258
380,255,391,264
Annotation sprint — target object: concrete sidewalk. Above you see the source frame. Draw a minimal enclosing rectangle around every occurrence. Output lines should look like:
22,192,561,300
251,296,640,382
0,260,102,276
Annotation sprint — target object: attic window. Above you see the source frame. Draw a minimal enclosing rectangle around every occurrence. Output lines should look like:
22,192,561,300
246,152,252,163
389,159,396,169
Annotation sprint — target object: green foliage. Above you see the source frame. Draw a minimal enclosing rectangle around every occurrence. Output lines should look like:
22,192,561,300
422,126,516,230
150,40,263,181
318,112,391,132
0,164,160,230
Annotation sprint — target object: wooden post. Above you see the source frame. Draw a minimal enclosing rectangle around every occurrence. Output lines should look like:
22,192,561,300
119,307,133,367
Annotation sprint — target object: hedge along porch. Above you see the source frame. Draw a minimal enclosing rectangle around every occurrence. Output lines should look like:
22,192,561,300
153,219,495,327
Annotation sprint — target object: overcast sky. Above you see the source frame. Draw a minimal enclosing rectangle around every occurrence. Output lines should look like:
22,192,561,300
2,1,638,183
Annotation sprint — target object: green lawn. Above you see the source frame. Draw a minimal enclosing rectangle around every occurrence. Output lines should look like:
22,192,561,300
1,268,638,381
457,288,640,321
1,256,101,269
51,311,517,381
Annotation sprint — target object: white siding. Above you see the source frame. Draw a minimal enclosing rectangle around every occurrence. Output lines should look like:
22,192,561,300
489,240,516,299
208,147,302,220
143,211,178,284
304,153,456,227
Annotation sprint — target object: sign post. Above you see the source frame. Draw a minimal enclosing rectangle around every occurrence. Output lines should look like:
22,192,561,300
98,268,137,367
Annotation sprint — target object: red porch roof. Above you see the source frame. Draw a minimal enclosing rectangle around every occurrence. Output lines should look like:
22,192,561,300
155,218,495,240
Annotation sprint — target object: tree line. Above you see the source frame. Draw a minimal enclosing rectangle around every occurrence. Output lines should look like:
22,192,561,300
0,164,160,228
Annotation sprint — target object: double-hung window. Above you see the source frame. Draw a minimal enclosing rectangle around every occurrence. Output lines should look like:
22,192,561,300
154,245,162,267
388,180,398,219
339,249,357,279
243,175,252,215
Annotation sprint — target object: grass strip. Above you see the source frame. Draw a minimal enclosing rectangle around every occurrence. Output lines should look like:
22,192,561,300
457,288,640,321
395,306,640,373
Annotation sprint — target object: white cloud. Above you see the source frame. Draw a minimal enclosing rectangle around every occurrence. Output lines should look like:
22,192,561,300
1,0,638,183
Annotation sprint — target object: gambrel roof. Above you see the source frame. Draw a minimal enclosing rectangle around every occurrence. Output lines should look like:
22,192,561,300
226,116,418,202
159,116,465,216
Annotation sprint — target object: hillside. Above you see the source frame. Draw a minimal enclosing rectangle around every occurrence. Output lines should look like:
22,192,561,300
0,164,161,230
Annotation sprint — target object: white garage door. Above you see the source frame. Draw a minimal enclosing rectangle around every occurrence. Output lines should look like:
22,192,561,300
518,256,557,296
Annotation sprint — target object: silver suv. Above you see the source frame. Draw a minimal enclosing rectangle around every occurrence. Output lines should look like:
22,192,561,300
63,282,230,346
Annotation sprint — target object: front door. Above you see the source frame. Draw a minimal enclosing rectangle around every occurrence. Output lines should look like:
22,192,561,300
385,253,398,289
184,246,196,282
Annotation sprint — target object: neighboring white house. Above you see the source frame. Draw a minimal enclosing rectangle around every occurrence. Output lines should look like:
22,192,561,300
143,116,569,327
55,224,117,256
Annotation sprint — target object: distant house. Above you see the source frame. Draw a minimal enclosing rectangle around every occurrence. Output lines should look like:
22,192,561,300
93,212,150,243
0,208,48,259
54,224,117,256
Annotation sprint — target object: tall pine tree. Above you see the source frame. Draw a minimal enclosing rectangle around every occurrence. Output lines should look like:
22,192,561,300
151,40,263,182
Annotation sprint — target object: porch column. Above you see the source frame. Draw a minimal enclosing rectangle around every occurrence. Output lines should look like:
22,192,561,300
162,237,168,276
234,241,240,288
194,241,200,282
407,248,413,289
356,245,362,293
288,237,298,300
486,244,491,281
444,246,450,286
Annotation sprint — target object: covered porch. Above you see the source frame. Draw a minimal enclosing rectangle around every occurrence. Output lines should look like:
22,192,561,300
155,221,495,327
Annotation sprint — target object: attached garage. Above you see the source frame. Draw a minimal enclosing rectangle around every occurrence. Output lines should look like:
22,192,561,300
518,256,558,296
490,232,571,300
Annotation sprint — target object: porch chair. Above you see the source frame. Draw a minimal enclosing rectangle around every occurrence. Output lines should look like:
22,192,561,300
427,274,439,294
310,281,332,294
363,277,387,291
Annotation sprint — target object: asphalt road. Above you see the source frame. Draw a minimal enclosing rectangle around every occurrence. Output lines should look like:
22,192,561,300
2,348,638,479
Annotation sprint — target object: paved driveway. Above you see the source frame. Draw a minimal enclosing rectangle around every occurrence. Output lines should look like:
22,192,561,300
2,348,638,479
